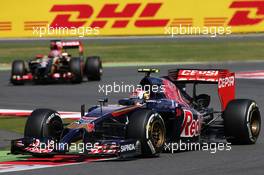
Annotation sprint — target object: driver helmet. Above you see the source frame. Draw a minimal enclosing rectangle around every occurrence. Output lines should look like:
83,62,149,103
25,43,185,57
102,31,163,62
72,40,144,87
50,41,58,50
49,41,62,58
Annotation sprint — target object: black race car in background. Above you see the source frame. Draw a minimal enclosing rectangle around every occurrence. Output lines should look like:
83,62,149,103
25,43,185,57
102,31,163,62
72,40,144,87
11,69,261,158
10,40,102,85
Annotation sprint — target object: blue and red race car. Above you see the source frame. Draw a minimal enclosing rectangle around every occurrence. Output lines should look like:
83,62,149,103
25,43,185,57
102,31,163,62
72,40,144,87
10,40,102,85
11,68,261,158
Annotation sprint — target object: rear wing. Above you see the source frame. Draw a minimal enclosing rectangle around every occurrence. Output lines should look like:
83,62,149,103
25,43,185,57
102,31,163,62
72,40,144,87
168,69,235,110
53,40,84,55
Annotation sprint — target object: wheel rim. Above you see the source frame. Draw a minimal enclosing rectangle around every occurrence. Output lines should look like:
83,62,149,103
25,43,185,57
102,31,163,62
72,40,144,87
250,110,260,137
49,119,63,139
149,120,165,148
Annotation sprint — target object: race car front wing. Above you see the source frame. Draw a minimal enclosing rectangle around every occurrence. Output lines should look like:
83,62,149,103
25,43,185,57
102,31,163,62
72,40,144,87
11,137,141,159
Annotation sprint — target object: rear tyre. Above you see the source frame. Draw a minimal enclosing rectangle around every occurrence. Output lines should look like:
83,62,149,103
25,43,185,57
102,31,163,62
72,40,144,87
24,109,64,157
11,60,26,85
127,109,165,156
85,56,102,81
224,99,261,144
69,57,83,84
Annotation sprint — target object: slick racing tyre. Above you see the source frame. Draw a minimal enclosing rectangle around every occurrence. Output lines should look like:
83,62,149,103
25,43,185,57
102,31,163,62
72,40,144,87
11,60,26,85
127,109,166,156
69,57,83,83
224,99,261,144
85,56,102,81
24,109,64,141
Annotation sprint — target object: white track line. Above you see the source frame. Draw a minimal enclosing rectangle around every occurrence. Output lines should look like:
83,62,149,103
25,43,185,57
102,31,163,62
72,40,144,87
0,109,81,119
0,157,117,173
0,164,54,173
236,70,264,79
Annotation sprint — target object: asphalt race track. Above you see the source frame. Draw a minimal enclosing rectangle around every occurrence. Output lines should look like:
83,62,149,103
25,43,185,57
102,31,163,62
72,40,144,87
1,62,264,175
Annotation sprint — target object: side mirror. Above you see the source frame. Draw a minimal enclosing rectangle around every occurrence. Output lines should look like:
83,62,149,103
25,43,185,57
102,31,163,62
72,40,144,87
196,94,210,108
98,98,108,115
98,98,108,106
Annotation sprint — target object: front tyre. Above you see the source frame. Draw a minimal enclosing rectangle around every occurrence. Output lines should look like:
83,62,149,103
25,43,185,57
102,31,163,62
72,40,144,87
25,109,63,140
224,99,261,144
127,109,166,156
24,109,64,157
11,60,26,85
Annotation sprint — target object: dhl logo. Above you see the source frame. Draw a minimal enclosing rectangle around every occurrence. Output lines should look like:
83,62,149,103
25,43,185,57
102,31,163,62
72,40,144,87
229,0,264,26
3,0,264,36
50,3,169,28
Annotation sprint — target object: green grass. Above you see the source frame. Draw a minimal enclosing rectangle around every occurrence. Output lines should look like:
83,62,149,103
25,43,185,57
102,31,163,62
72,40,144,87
0,39,264,63
0,117,27,134
0,117,26,151
0,151,28,161
0,117,75,134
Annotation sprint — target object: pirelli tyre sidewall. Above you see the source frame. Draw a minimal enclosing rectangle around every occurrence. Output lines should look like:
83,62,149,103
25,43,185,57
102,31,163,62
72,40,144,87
224,99,261,144
127,109,166,156
24,108,64,141
11,60,26,85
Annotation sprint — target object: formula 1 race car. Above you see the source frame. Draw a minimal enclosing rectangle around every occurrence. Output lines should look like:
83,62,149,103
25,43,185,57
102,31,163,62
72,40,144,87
11,68,261,158
10,40,102,85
